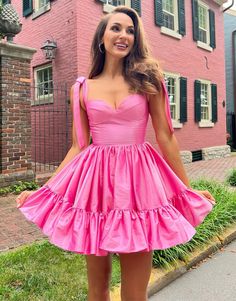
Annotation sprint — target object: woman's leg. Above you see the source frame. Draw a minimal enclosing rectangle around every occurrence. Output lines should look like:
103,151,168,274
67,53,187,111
119,251,153,301
85,253,112,301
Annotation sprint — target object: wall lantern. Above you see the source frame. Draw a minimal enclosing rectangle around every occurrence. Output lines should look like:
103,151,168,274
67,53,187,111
41,39,57,60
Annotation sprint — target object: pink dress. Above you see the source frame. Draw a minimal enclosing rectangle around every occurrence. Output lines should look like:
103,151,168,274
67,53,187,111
19,76,213,256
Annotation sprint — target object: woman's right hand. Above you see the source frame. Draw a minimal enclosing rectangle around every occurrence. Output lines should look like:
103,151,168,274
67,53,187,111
16,190,37,208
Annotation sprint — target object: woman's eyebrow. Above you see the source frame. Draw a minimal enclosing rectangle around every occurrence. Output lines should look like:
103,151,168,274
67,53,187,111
111,22,134,28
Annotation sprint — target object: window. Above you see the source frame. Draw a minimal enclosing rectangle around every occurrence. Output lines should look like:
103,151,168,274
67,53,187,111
32,0,51,19
200,82,209,120
165,74,178,120
192,0,216,51
34,65,53,105
163,0,175,31
164,72,184,128
154,0,185,40
194,79,217,127
198,3,208,44
35,0,49,10
103,0,131,13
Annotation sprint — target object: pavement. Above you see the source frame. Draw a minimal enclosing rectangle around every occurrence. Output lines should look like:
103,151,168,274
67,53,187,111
0,154,235,253
149,239,236,301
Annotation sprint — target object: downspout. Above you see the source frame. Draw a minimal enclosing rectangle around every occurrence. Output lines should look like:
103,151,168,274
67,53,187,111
233,30,236,116
223,0,234,12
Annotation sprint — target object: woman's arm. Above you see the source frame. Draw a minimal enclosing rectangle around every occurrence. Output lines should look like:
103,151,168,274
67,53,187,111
45,85,90,185
148,89,190,187
148,89,215,204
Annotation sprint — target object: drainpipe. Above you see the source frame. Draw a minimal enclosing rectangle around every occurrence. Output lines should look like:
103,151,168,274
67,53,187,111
232,30,236,147
233,31,236,112
223,0,234,12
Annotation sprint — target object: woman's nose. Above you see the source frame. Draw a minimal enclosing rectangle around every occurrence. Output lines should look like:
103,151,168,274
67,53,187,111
119,29,128,38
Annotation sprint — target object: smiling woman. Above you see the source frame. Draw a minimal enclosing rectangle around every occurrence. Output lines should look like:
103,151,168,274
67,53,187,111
16,5,215,301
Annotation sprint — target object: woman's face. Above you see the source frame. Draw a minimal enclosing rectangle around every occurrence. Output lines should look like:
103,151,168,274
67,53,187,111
102,13,135,59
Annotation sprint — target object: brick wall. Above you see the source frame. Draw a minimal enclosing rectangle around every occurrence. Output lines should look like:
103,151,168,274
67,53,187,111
11,0,227,155
0,42,36,188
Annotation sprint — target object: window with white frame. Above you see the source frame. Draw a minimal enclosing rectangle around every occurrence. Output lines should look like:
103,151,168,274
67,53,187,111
198,2,209,45
34,65,53,104
200,81,211,121
31,0,51,19
35,0,49,10
103,0,131,13
164,73,180,123
158,0,183,40
163,0,176,31
192,0,216,52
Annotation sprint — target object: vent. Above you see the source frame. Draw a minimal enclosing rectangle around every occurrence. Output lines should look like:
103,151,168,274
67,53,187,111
192,150,203,162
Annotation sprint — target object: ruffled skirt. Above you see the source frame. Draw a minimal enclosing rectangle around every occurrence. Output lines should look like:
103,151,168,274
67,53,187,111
19,142,213,256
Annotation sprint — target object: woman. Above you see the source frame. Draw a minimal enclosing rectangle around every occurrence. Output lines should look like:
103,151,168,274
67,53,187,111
16,6,215,301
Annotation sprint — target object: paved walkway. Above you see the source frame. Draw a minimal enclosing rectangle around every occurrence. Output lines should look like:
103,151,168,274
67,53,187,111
149,239,236,301
0,155,236,253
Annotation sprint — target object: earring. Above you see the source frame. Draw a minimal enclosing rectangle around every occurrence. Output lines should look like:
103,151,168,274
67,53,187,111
98,42,105,54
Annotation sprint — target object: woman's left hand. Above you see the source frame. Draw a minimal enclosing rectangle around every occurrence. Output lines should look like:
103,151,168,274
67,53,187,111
192,189,216,206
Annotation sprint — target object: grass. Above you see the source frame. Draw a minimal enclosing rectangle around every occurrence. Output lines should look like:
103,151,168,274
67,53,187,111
153,179,236,269
0,179,235,300
0,241,121,301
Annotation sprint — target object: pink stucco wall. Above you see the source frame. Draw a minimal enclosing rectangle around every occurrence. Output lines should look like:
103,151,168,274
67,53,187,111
12,0,226,153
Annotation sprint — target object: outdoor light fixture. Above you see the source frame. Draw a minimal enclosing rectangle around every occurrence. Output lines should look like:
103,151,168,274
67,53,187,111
41,39,57,60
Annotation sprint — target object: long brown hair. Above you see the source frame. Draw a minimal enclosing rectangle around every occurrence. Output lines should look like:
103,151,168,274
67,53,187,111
88,6,163,95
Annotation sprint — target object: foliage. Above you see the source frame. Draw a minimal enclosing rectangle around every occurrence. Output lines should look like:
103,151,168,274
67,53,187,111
0,181,40,196
226,168,236,186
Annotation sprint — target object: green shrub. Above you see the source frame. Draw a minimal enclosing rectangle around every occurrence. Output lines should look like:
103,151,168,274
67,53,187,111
0,181,40,196
226,169,236,186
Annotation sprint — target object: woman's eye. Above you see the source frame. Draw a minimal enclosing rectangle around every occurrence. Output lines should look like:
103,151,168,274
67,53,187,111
111,26,120,32
127,28,134,34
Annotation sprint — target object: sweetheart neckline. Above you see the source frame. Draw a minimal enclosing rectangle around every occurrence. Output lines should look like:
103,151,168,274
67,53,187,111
86,93,145,111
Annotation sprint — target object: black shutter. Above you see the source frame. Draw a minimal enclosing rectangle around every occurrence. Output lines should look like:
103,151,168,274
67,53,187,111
180,77,187,123
211,84,217,122
131,0,141,16
154,0,163,27
23,0,33,17
194,80,201,122
209,10,216,49
178,0,186,35
192,0,199,41
2,0,11,4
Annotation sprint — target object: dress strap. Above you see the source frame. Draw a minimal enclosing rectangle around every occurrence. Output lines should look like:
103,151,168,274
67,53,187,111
73,76,89,149
161,80,174,133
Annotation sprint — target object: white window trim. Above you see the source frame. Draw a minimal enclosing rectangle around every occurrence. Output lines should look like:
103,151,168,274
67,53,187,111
197,1,212,51
198,79,214,128
33,64,53,106
161,0,182,40
197,41,213,52
103,0,131,13
32,1,51,20
164,71,183,128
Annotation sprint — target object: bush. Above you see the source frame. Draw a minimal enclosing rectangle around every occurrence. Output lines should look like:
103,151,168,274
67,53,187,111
226,169,236,186
0,181,40,196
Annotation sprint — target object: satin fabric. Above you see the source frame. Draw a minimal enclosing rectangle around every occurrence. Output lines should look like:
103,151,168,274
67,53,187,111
19,77,213,256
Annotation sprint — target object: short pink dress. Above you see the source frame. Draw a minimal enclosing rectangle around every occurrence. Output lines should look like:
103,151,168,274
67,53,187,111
19,76,213,256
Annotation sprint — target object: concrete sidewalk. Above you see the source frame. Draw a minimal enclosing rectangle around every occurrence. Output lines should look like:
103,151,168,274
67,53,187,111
149,239,236,301
0,154,236,253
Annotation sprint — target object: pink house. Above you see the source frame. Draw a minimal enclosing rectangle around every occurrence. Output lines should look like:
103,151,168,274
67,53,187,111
7,0,230,165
